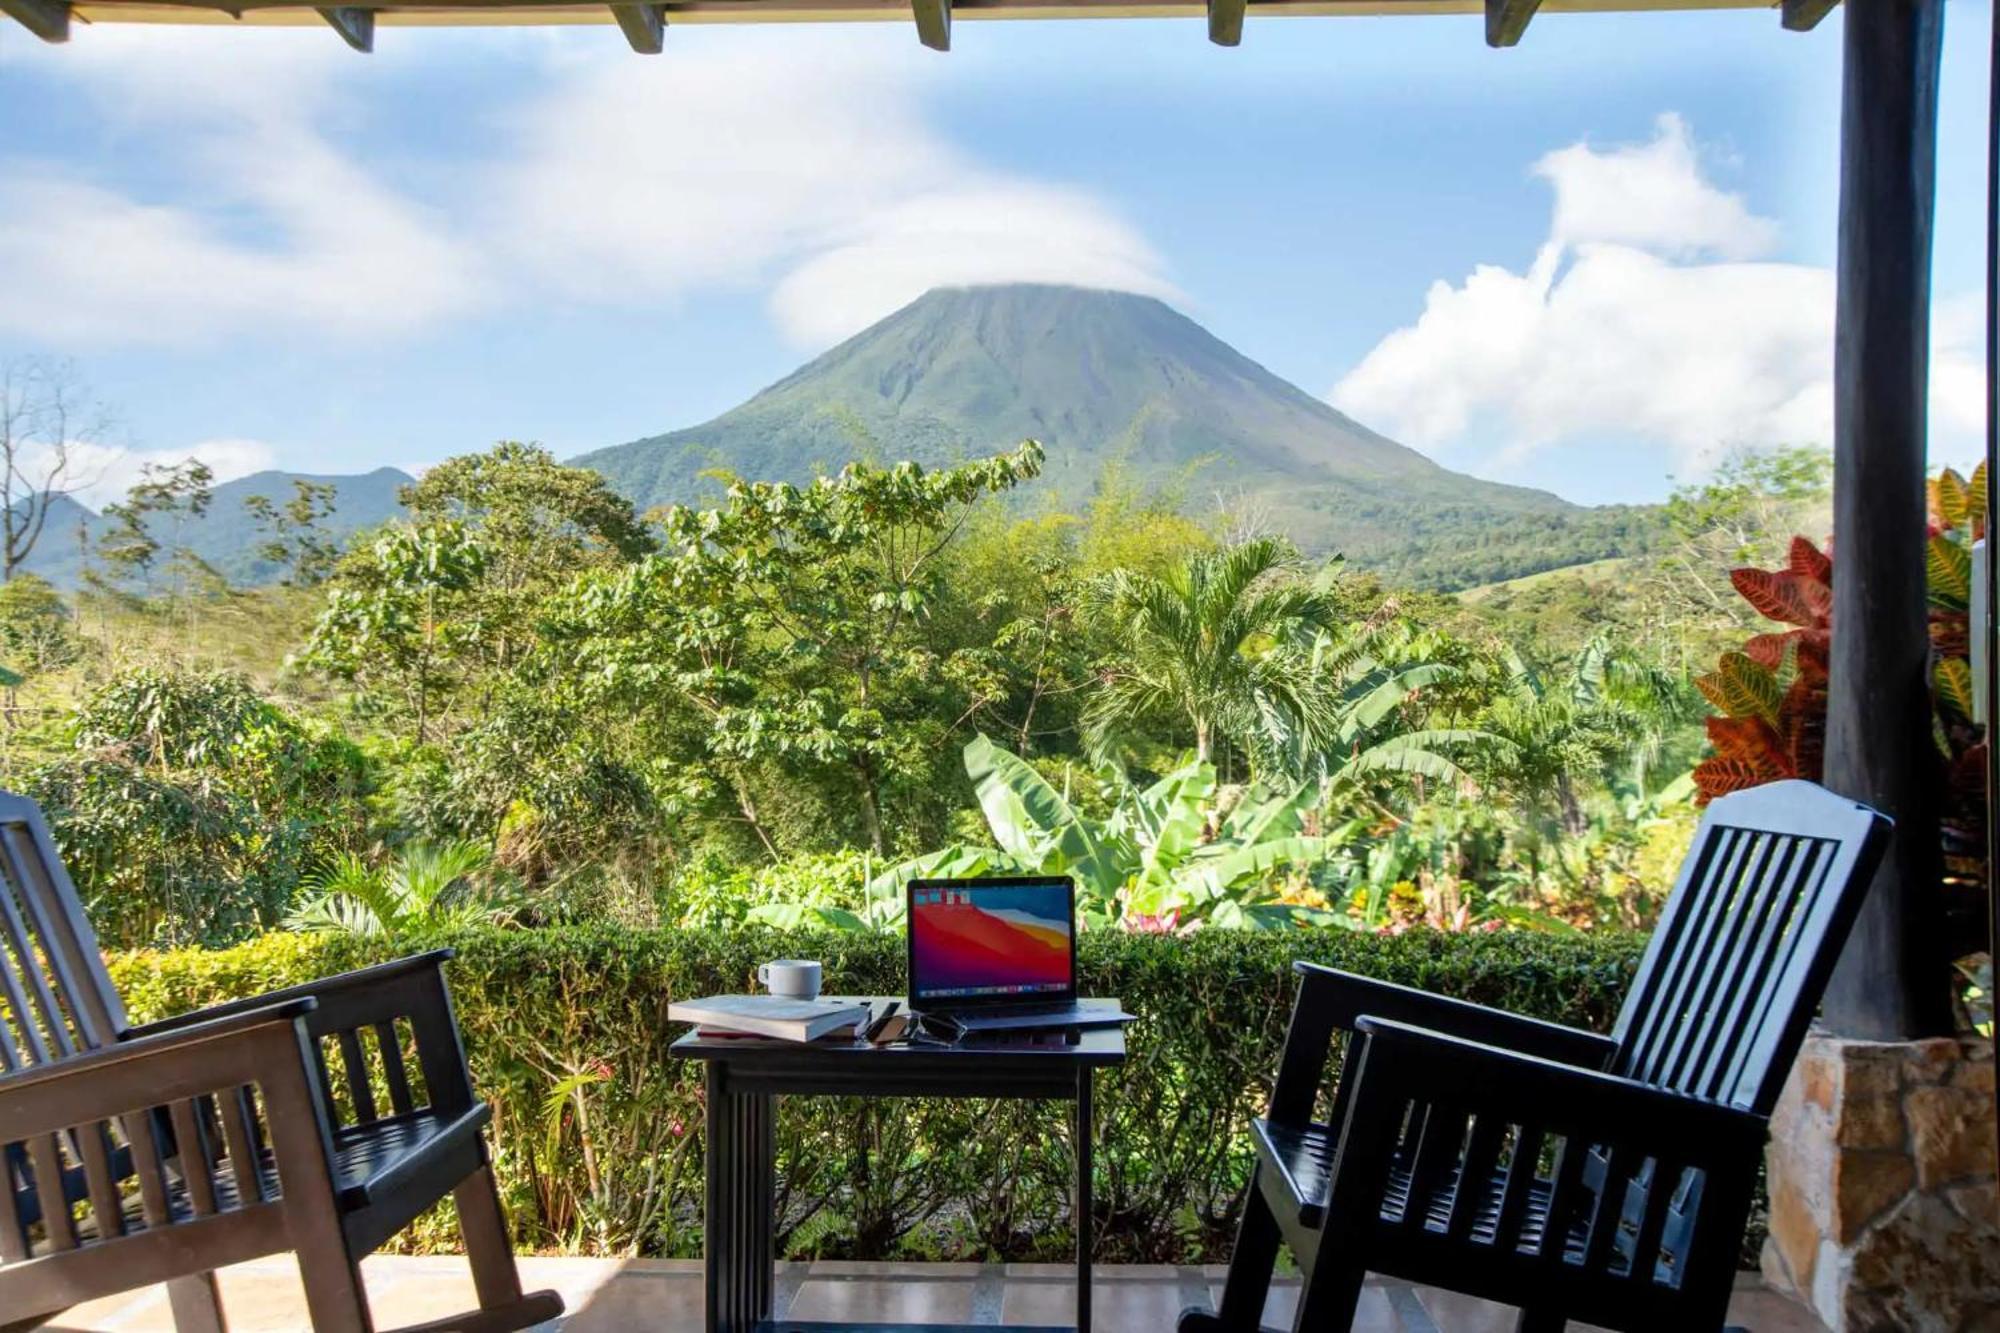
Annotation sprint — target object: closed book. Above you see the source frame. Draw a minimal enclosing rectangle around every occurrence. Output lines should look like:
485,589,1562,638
669,994,870,1042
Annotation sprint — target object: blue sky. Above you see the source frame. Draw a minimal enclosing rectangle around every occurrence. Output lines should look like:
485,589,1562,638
0,3,1991,509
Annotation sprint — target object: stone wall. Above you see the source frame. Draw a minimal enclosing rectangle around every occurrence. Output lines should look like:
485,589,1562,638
1762,1032,1999,1332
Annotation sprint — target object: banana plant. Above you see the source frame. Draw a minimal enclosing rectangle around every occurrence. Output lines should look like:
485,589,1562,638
868,736,1355,931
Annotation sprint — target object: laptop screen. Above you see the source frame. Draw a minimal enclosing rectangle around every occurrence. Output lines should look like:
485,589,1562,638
907,877,1076,1005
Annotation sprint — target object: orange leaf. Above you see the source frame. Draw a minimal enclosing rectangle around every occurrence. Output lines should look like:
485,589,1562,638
1793,630,1831,683
1694,672,1730,712
1930,611,1969,662
1743,631,1798,671
1786,536,1833,585
1693,757,1766,804
1731,568,1821,628
1777,675,1826,781
1705,715,1789,774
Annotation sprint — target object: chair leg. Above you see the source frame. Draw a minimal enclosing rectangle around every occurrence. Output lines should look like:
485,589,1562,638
1290,1259,1366,1333
166,1273,226,1333
455,1164,525,1310
1187,1169,1283,1333
295,1246,374,1333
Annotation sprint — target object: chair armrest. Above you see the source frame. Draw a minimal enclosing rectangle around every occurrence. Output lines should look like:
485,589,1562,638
1296,962,1619,1068
1351,1016,1766,1153
0,999,318,1140
122,947,474,1117
121,949,455,1039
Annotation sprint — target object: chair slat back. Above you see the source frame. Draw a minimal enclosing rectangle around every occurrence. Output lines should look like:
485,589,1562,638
1609,780,1889,1114
0,792,126,1072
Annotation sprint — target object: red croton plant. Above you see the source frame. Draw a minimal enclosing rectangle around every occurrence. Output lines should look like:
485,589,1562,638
1693,464,1988,895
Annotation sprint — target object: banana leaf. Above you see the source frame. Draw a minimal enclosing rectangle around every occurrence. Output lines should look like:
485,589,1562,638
965,734,1126,894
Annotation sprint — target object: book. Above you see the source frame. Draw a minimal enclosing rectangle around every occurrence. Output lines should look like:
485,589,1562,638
669,994,871,1043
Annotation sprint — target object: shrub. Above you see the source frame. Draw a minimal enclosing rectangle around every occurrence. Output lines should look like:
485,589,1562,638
24,667,372,947
110,923,1643,1262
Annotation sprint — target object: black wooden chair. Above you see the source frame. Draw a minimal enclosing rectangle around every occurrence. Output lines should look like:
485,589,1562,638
1181,779,1891,1333
0,792,563,1333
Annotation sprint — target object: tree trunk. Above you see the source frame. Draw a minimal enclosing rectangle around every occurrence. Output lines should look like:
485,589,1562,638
857,774,886,857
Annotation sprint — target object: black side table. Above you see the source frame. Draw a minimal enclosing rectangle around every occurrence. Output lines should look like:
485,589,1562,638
670,998,1128,1333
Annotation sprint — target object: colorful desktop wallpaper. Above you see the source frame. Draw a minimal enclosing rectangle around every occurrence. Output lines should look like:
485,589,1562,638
910,882,1073,998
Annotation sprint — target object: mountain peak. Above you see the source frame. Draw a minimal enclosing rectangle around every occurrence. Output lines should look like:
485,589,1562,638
569,282,1597,583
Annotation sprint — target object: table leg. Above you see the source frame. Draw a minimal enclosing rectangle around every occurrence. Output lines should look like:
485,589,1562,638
706,1061,776,1333
1075,1065,1093,1333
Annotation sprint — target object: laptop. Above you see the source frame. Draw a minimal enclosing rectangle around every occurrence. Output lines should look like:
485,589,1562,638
905,876,1129,1033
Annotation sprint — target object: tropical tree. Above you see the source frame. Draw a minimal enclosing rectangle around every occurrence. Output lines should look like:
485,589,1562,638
303,520,488,744
242,479,340,588
401,443,655,676
24,667,370,946
92,458,214,591
1471,638,1690,880
550,444,1047,857
1083,538,1341,768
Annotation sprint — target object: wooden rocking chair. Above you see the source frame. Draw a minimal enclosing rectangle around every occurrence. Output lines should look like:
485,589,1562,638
0,792,563,1333
1181,779,1891,1333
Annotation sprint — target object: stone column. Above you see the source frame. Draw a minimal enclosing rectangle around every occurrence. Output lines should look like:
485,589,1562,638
1762,1034,1999,1331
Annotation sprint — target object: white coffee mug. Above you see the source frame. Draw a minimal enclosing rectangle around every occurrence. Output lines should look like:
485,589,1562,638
758,959,823,1000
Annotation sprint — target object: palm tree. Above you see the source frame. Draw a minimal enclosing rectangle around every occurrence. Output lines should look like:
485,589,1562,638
1083,538,1339,768
288,840,515,939
1475,638,1696,877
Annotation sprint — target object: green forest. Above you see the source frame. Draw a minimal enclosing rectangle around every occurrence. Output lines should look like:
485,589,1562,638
0,429,1917,957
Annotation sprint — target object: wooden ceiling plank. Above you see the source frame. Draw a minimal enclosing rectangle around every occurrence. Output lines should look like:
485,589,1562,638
0,0,72,41
911,0,947,48
315,3,373,45
1781,0,1836,32
1207,0,1244,44
1485,0,1538,44
611,0,665,48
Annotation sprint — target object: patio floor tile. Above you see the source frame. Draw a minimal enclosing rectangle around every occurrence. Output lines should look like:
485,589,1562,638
34,1256,1829,1331
788,1276,977,1324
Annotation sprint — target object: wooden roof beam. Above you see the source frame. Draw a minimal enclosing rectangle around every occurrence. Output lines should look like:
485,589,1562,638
1781,0,1837,31
316,4,374,47
1207,0,1243,45
612,1,666,49
1485,0,1538,45
911,0,947,48
0,0,72,41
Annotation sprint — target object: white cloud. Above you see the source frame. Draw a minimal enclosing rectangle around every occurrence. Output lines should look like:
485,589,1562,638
0,30,487,346
487,36,1173,347
22,438,277,511
0,29,1169,355
770,183,1176,347
1534,113,1779,261
1331,115,1984,477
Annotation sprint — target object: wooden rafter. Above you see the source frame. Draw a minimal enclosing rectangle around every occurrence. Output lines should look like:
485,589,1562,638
1781,0,1837,32
0,0,71,41
1207,0,1243,45
315,3,373,47
911,0,946,48
56,0,1809,33
1485,0,1538,45
611,1,665,49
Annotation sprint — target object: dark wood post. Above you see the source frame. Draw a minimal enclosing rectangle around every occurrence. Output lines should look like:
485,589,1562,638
1822,0,1954,1040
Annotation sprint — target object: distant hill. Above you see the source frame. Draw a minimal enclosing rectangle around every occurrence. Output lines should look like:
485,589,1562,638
572,284,1660,590
14,467,413,589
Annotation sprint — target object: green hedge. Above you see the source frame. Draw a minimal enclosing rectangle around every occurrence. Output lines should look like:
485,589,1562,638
108,926,1645,1262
